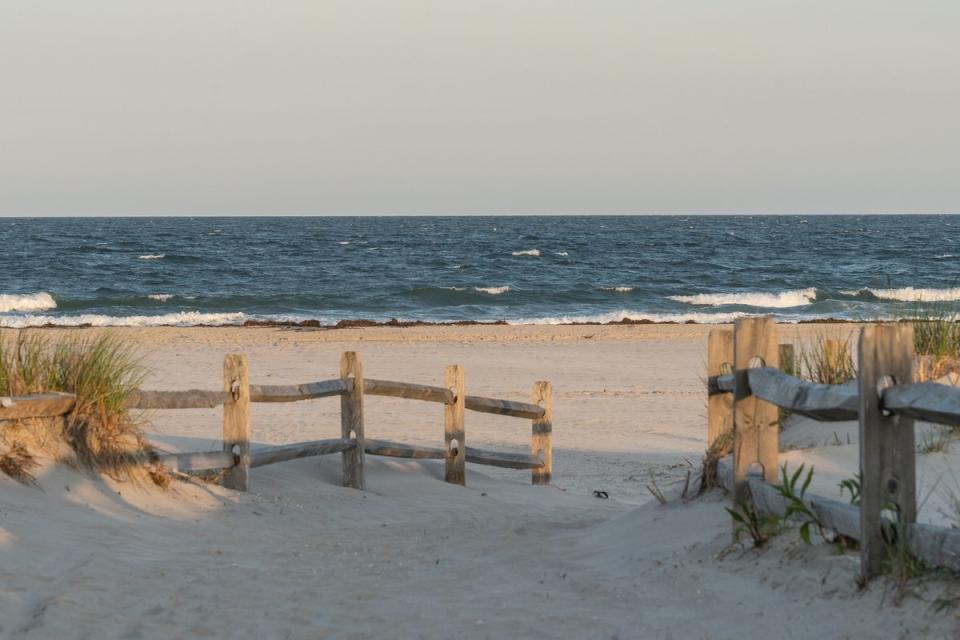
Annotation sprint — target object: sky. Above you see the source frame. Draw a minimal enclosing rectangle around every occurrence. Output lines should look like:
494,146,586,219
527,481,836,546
1,1,958,216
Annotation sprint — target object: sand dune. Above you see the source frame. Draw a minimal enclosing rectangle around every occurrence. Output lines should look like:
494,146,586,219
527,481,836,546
2,324,958,638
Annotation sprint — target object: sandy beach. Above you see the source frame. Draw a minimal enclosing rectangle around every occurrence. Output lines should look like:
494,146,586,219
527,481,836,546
1,323,958,639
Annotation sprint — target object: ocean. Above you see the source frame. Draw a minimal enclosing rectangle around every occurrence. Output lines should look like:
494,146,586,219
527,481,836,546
1,215,958,327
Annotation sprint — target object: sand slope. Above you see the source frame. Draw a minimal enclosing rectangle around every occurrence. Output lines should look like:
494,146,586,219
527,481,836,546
2,325,959,638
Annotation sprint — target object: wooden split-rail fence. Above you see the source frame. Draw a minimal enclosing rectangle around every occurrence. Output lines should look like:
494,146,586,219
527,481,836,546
708,317,960,580
0,351,553,491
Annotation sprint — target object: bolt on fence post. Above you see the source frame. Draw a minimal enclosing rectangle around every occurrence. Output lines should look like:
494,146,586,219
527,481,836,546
340,351,365,490
222,354,251,491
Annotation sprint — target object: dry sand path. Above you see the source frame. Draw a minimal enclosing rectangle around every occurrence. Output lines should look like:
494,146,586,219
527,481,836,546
1,325,958,638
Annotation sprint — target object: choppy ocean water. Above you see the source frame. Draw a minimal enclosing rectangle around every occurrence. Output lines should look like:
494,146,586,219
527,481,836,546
1,215,959,327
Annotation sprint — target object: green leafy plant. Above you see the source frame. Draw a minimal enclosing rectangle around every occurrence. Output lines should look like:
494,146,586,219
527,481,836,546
776,463,825,544
726,498,780,548
839,473,861,506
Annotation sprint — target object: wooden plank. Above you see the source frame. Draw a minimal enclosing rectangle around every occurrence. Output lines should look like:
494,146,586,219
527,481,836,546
340,351,365,490
363,439,543,470
249,379,349,402
466,447,544,470
156,450,236,473
746,368,859,421
126,389,231,409
907,522,960,572
858,324,916,580
249,439,355,468
732,317,780,500
364,378,454,404
707,330,734,448
364,439,444,460
221,354,251,491
444,365,466,485
464,395,544,419
883,381,960,426
531,381,553,485
0,392,76,421
717,457,960,572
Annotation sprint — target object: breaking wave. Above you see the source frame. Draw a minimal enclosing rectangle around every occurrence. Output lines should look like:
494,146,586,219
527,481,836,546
0,292,57,313
844,287,960,302
669,288,817,308
511,249,540,257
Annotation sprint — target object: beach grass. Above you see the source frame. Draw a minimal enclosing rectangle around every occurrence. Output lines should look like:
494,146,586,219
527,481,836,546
0,330,152,482
797,331,856,385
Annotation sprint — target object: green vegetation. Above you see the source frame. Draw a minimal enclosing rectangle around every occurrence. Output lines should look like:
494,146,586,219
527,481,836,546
839,473,861,506
726,498,780,548
0,330,152,483
775,462,825,544
797,332,856,385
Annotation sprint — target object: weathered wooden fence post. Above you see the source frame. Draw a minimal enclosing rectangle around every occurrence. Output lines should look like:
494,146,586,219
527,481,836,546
222,354,251,491
444,364,466,485
733,317,779,500
707,329,734,449
340,351,365,490
858,324,916,579
532,381,553,485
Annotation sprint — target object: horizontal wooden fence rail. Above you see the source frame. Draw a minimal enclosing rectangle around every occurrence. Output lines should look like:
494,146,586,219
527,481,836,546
0,392,77,420
2,352,553,497
363,439,545,470
124,378,546,420
706,318,960,580
708,367,960,425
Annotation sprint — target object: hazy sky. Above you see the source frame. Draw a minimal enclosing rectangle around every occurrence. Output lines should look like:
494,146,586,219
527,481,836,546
1,1,958,215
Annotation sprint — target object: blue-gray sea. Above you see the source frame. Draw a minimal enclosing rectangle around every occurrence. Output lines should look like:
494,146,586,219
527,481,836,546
2,215,958,327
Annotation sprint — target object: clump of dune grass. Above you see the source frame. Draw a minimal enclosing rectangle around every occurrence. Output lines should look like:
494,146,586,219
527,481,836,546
907,303,960,382
0,442,39,486
0,330,155,483
698,428,733,495
797,332,856,385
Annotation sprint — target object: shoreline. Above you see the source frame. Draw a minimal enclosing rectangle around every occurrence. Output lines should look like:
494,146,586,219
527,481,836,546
7,315,865,330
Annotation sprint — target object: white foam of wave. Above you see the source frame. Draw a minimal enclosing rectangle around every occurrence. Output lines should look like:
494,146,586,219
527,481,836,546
0,292,58,313
669,288,817,308
555,251,569,257
511,249,540,257
602,286,634,293
148,294,174,302
512,310,751,325
843,287,960,302
443,287,466,292
138,254,165,260
475,286,510,295
338,241,350,245
0,311,247,329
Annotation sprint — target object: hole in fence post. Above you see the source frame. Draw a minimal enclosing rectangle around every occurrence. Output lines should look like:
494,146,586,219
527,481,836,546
746,462,764,480
719,362,733,376
747,356,766,369
449,438,460,456
877,374,896,417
